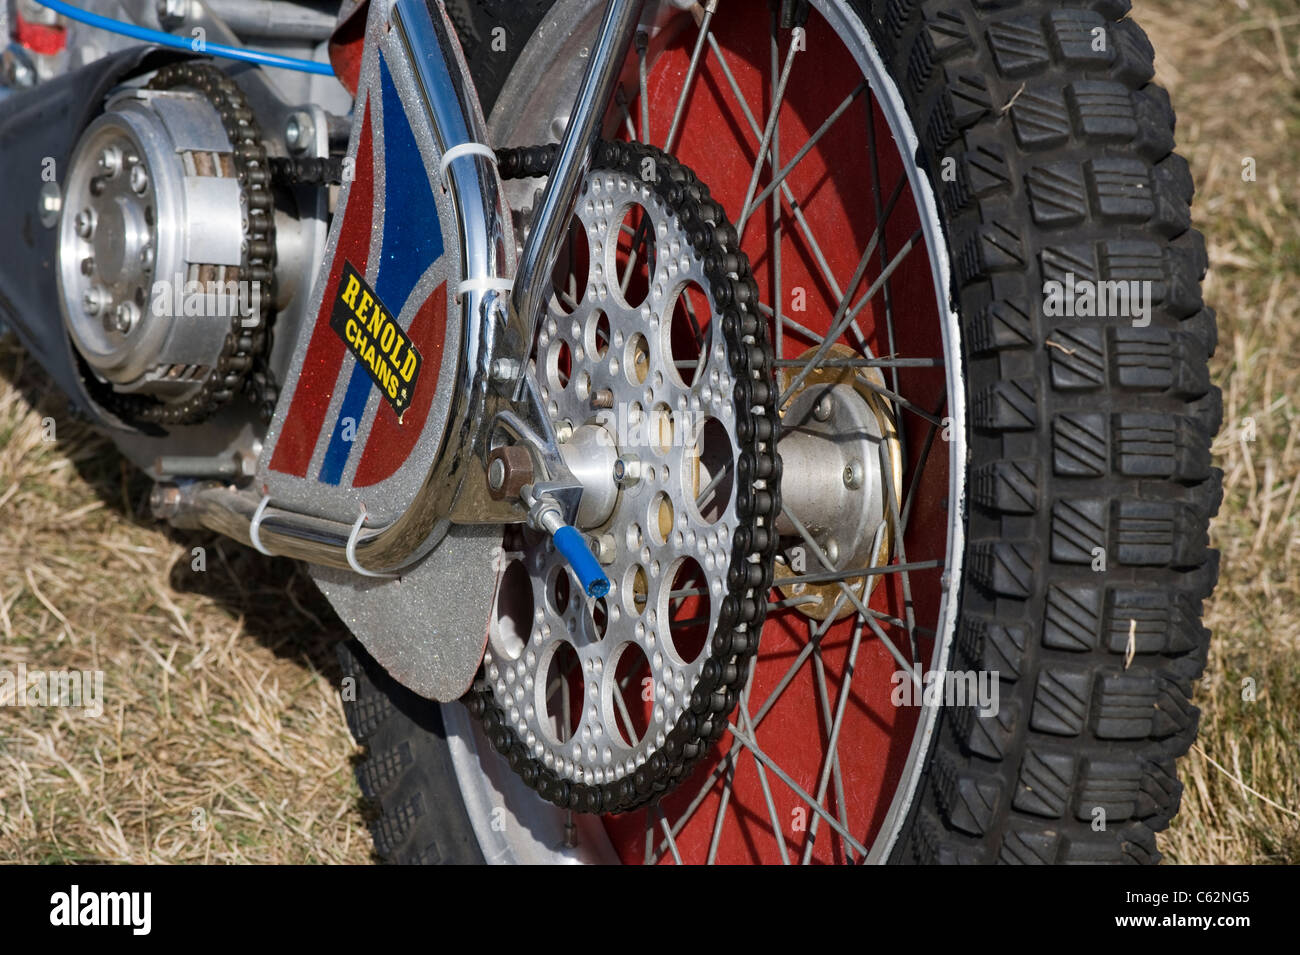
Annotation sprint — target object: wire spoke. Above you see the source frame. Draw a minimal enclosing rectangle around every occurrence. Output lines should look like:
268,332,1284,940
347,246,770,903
664,0,719,153
695,458,732,510
878,431,919,664
773,356,943,369
726,721,871,858
657,805,684,865
806,625,855,863
735,29,801,237
779,225,922,410
636,30,650,143
704,33,861,333
770,3,783,364
781,558,943,586
757,301,824,346
650,592,849,861
737,678,792,864
779,504,919,679
800,619,864,864
899,399,948,535
741,81,868,226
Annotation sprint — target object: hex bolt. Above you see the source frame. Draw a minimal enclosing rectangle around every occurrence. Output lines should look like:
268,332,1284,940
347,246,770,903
82,286,106,316
593,533,618,565
486,445,534,501
155,0,189,28
98,146,122,178
284,111,315,154
814,391,834,421
9,58,35,89
613,456,641,486
591,387,614,410
75,208,95,238
148,483,182,520
108,302,138,334
843,460,863,490
129,164,149,195
489,357,519,383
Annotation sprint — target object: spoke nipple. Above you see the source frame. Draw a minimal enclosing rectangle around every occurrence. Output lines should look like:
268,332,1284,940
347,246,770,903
814,392,834,421
825,539,839,564
843,461,863,490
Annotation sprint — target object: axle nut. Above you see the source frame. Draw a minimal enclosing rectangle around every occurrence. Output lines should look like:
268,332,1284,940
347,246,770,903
487,445,534,501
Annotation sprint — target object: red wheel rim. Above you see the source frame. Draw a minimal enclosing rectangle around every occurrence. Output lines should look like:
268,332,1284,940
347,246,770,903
588,5,954,865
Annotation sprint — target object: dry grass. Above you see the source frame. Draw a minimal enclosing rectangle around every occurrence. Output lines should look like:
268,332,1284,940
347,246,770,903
1138,0,1300,864
0,0,1296,865
0,342,370,862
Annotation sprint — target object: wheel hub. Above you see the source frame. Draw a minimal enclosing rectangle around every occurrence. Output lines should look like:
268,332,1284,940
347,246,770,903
773,344,902,621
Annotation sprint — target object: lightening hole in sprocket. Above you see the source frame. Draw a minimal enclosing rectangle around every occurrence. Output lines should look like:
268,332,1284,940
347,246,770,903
614,203,654,309
543,640,583,744
666,557,710,665
610,642,652,747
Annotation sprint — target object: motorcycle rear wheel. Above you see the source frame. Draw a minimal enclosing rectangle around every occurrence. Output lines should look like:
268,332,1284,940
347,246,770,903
340,0,1220,864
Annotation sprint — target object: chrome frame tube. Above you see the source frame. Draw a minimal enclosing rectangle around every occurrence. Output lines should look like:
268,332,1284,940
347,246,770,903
508,0,643,399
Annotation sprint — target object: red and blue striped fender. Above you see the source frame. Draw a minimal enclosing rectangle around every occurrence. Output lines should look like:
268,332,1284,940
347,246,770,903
257,0,512,701
258,0,470,529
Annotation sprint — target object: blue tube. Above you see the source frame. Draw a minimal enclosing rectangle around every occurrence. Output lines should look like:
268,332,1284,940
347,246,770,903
31,0,336,75
552,525,610,599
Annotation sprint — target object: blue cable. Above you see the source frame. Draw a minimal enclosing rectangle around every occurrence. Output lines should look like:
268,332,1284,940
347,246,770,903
31,0,336,75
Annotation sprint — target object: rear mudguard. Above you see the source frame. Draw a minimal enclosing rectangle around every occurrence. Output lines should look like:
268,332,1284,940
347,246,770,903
256,0,519,699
